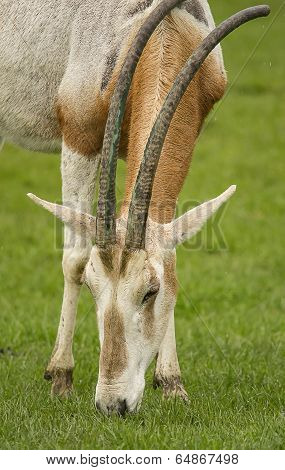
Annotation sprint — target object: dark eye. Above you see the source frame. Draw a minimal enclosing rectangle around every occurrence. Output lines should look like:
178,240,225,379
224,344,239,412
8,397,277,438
142,287,159,304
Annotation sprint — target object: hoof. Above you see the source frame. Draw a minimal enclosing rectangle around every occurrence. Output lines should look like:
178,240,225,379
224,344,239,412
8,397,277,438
45,368,73,398
153,375,189,402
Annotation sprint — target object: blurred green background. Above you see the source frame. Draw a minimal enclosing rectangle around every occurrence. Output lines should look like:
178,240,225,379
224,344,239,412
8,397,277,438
0,0,284,450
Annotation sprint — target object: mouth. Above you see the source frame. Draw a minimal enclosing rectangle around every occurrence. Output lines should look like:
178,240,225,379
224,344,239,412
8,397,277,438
95,398,128,417
95,377,145,416
95,392,144,417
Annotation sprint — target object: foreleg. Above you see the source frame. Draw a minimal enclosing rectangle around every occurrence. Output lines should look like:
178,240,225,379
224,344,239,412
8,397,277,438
45,143,99,397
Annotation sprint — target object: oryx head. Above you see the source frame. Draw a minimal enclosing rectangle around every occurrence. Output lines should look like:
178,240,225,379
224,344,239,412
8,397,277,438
28,1,269,415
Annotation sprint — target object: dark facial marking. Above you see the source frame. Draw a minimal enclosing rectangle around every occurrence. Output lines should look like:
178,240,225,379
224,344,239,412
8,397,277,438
98,247,114,274
120,248,133,276
127,0,154,18
100,306,128,381
101,49,119,92
181,0,208,26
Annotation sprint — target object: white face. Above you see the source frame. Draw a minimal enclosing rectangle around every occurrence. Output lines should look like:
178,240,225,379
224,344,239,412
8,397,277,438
84,244,177,415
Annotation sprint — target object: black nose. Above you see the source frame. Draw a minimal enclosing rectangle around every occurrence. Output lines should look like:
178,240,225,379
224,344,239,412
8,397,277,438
96,399,128,417
118,399,127,417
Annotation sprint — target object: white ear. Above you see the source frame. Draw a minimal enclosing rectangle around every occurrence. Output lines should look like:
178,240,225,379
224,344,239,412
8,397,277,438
163,185,236,249
27,193,96,239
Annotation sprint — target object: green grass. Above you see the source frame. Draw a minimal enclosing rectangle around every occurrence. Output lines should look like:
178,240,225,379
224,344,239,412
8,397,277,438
0,0,284,450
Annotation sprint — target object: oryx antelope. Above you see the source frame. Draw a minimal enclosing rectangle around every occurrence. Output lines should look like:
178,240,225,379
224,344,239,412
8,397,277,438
0,1,269,415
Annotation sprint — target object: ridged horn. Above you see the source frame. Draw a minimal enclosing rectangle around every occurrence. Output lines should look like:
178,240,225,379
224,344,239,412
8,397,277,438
95,0,184,248
125,5,270,249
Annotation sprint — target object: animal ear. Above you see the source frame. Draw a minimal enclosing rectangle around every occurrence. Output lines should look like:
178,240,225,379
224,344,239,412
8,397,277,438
163,186,236,249
27,193,96,239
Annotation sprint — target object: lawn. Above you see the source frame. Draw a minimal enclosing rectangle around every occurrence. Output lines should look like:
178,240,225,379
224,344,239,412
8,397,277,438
0,0,284,450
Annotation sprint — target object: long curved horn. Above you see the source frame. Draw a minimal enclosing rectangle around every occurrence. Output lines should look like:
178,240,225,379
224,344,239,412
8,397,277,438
125,5,270,250
95,0,184,248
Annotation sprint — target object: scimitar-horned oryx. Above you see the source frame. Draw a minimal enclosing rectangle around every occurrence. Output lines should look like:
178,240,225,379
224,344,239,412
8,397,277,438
0,1,269,415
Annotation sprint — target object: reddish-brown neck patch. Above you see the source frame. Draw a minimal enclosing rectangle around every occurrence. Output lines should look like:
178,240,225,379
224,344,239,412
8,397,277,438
122,15,226,223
